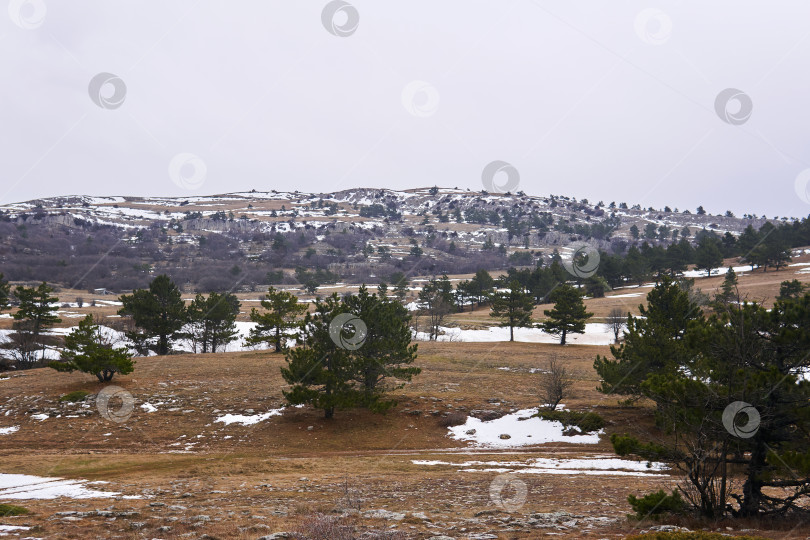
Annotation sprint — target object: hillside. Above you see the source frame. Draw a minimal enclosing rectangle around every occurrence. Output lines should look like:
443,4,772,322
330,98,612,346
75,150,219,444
0,188,777,293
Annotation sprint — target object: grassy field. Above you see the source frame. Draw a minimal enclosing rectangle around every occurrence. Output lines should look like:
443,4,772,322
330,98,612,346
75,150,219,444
1,258,810,538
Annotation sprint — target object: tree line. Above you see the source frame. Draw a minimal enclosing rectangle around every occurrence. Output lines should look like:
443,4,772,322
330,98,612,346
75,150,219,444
0,273,420,420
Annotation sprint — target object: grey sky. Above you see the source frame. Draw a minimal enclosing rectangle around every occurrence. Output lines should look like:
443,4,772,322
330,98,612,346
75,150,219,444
2,1,810,218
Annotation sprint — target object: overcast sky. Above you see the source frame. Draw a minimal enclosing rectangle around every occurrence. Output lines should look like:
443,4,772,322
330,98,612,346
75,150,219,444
3,1,810,218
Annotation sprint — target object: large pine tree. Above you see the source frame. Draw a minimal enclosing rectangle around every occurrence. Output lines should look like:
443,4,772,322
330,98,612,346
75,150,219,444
184,292,241,353
118,274,186,356
611,286,810,517
282,290,419,418
594,276,701,400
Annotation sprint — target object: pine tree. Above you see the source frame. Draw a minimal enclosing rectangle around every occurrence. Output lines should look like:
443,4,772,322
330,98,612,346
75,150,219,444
13,282,61,336
247,286,308,352
11,282,62,362
614,292,810,517
343,286,419,403
694,237,724,276
390,272,409,303
540,284,593,345
118,275,186,356
594,276,702,400
490,280,534,341
777,279,805,301
469,269,495,307
184,292,241,353
711,267,738,309
281,291,419,419
0,274,10,313
50,315,134,382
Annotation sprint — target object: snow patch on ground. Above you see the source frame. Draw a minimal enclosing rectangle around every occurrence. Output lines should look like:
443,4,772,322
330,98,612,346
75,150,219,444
30,414,48,421
415,323,617,345
214,408,285,426
682,265,753,278
140,402,157,413
0,524,31,534
0,473,139,500
0,426,19,435
447,408,602,447
413,455,668,477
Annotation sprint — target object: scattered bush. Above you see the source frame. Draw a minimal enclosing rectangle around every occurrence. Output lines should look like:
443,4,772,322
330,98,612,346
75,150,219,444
293,513,354,540
58,390,90,402
534,409,604,433
627,489,686,520
438,412,468,428
0,503,29,516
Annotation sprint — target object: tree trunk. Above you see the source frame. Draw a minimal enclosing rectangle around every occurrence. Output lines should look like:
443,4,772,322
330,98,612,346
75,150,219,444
325,407,334,419
560,329,567,346
740,439,767,516
510,324,514,342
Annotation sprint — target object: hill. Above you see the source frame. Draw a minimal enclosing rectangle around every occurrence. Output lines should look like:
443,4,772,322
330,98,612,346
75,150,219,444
0,187,778,293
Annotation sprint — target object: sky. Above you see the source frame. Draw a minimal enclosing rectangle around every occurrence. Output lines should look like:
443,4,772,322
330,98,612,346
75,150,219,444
2,1,810,218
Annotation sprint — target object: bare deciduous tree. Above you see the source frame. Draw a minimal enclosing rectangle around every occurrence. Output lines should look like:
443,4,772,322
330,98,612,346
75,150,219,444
539,356,575,410
605,307,627,343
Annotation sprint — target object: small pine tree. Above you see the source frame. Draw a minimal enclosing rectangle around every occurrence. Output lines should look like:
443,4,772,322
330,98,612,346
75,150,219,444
540,285,593,345
490,280,534,342
391,272,409,303
777,279,805,301
712,267,738,309
13,282,61,336
12,282,62,362
247,287,308,353
49,315,134,382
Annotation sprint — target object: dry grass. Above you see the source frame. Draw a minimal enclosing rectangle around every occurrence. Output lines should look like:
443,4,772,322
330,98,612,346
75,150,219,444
0,259,809,538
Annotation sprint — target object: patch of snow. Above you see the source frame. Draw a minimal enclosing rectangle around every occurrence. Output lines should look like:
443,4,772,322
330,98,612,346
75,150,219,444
412,456,668,477
0,426,19,435
682,265,752,278
140,402,157,413
0,473,140,500
414,323,616,345
30,414,48,421
0,524,30,534
214,408,285,426
447,407,602,447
